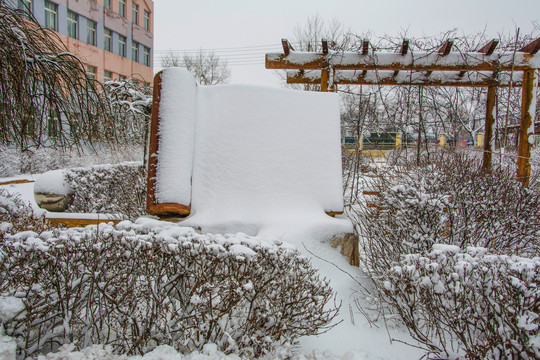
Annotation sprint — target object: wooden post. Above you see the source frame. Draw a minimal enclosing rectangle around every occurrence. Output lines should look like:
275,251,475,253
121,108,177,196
321,68,329,92
517,69,538,186
482,85,496,172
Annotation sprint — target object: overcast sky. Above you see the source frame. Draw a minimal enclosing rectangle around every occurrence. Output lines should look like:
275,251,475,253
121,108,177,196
154,0,539,88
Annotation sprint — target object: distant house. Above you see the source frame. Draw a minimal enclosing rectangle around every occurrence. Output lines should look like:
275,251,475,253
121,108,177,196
11,0,154,83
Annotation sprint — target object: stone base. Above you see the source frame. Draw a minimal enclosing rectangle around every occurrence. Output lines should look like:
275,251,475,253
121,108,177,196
331,233,359,266
34,193,73,212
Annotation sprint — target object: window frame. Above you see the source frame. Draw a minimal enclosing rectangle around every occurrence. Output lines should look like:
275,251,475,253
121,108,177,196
44,1,57,31
18,0,32,19
143,46,150,67
132,41,139,62
104,0,111,10
143,10,150,31
86,19,97,46
104,28,112,52
103,70,112,82
119,0,126,17
67,10,78,39
118,35,126,57
87,65,96,80
132,3,139,25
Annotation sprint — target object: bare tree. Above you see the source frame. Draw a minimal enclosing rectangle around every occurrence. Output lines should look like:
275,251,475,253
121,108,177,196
161,50,230,85
0,2,113,151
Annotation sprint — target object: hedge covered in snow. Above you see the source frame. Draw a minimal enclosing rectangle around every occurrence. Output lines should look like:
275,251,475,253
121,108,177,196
0,214,338,358
354,152,540,359
383,245,540,358
60,162,146,220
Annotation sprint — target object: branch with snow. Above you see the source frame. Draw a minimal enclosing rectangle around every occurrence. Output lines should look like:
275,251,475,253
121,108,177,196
0,217,339,358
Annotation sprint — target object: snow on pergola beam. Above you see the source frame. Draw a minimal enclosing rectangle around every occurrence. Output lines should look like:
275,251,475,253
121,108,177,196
286,70,529,88
265,39,540,73
266,37,540,186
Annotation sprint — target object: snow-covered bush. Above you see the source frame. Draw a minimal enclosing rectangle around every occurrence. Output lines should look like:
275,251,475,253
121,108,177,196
0,189,51,235
0,145,143,177
383,245,540,359
64,162,146,220
0,220,338,358
354,151,540,358
359,151,540,260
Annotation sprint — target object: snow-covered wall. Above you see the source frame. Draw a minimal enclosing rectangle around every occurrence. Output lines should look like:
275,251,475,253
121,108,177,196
154,68,349,237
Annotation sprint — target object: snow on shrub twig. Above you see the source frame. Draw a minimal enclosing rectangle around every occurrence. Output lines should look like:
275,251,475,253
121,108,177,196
0,218,339,358
64,162,146,220
353,151,540,358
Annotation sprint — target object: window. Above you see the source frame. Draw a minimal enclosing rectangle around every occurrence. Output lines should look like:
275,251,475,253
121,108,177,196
132,41,139,62
143,46,150,66
67,11,78,39
119,0,126,17
132,3,138,25
44,1,57,31
86,20,96,46
104,0,111,9
143,10,150,30
104,28,112,52
18,0,32,19
87,65,96,80
118,35,126,57
103,70,112,82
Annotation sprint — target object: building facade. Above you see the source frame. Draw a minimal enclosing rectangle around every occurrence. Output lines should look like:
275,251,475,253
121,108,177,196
13,0,153,83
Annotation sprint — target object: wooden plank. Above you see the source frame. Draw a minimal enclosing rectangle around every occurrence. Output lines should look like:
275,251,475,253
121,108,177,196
482,85,496,172
281,38,294,55
400,38,409,56
146,71,163,215
362,39,370,55
519,38,540,55
266,51,538,72
286,71,526,87
321,69,329,92
0,179,35,185
322,39,329,54
146,203,191,216
265,54,327,70
439,38,454,56
46,217,122,228
478,39,499,55
517,69,538,186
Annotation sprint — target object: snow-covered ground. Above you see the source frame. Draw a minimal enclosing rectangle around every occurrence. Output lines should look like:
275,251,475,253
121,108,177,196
0,70,424,359
0,176,423,360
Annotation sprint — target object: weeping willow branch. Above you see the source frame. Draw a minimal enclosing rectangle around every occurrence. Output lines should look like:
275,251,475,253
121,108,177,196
0,2,114,151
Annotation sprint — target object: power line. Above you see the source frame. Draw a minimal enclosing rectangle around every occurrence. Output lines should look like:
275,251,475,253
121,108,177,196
154,43,284,53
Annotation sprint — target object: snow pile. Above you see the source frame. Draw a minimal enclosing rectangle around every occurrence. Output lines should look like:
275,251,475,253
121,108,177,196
1,218,338,358
34,170,71,195
155,68,351,240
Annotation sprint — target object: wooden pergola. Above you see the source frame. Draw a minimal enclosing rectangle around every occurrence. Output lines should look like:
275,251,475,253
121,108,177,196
266,38,540,185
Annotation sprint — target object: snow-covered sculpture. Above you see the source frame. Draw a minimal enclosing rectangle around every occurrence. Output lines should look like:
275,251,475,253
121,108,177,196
147,68,352,239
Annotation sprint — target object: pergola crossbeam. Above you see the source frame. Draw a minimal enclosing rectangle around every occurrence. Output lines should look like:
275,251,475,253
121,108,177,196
520,38,540,55
479,39,499,56
362,39,370,55
267,37,540,186
439,38,454,56
286,70,530,88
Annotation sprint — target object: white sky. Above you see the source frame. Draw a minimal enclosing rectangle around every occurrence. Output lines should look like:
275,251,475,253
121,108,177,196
154,0,539,88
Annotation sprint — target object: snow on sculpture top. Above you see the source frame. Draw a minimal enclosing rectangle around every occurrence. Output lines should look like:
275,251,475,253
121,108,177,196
147,68,351,239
